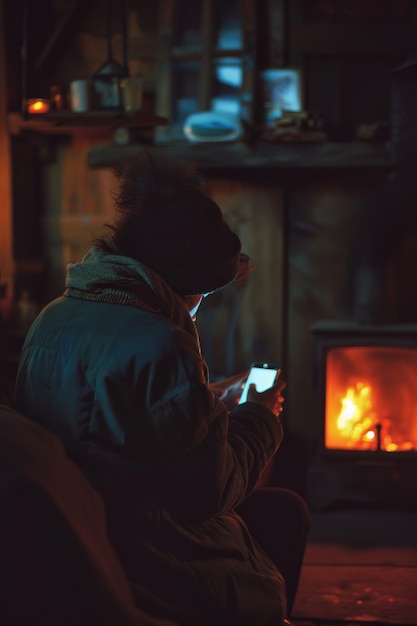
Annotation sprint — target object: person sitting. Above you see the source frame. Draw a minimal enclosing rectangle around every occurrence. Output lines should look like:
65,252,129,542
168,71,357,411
15,149,310,626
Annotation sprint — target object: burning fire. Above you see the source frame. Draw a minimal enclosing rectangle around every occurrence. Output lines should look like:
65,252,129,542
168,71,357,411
334,382,414,452
324,346,417,453
337,383,373,441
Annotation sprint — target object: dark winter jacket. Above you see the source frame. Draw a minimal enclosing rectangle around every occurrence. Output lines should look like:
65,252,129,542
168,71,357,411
15,249,286,626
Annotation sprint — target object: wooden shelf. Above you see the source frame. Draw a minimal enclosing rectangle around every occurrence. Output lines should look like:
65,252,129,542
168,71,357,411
7,111,168,136
87,140,394,171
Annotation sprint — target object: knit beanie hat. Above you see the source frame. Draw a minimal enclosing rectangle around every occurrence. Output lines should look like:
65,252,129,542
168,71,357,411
100,150,252,296
135,191,247,296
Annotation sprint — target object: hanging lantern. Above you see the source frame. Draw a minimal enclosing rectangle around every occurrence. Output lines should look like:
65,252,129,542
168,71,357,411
92,59,127,110
91,0,129,110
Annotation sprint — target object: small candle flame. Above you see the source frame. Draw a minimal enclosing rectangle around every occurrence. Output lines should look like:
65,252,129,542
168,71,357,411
27,99,50,114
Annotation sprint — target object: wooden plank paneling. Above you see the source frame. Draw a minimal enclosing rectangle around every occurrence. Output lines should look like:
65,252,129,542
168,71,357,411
40,136,115,298
290,21,408,56
266,0,287,66
0,0,14,319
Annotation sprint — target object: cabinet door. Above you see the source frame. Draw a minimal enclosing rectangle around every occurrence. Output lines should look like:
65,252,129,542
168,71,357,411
155,0,255,143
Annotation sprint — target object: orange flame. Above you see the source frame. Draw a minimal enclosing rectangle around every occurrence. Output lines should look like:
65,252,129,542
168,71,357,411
324,346,417,452
334,382,414,451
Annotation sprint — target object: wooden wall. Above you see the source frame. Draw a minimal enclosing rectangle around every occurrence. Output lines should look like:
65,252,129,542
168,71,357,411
0,0,14,318
40,133,115,299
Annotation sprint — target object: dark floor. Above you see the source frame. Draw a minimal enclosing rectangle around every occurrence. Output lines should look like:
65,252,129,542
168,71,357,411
291,508,417,626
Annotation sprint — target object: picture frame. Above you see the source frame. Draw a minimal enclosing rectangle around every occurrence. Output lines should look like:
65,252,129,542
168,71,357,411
260,67,303,127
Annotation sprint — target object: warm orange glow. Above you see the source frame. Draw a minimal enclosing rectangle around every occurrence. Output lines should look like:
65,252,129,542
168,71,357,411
325,347,417,452
27,98,50,114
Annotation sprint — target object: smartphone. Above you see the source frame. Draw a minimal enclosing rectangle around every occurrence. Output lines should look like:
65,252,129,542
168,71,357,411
238,362,280,404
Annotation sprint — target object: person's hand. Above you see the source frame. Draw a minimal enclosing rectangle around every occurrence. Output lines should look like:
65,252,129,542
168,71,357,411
247,378,286,418
210,370,249,411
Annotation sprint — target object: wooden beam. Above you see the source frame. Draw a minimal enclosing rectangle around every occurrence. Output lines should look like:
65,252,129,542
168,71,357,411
266,0,287,66
0,0,14,319
34,0,88,73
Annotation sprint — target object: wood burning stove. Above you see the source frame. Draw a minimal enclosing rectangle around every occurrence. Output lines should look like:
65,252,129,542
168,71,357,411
314,322,417,456
308,322,417,512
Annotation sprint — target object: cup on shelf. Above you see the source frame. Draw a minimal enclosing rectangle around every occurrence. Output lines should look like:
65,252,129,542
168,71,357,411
69,79,92,113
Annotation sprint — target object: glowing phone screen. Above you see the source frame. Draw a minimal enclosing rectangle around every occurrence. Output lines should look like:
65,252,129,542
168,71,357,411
239,364,278,404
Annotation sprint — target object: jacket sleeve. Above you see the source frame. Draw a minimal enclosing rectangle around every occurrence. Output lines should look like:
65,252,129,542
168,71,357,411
97,325,284,524
158,393,284,523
